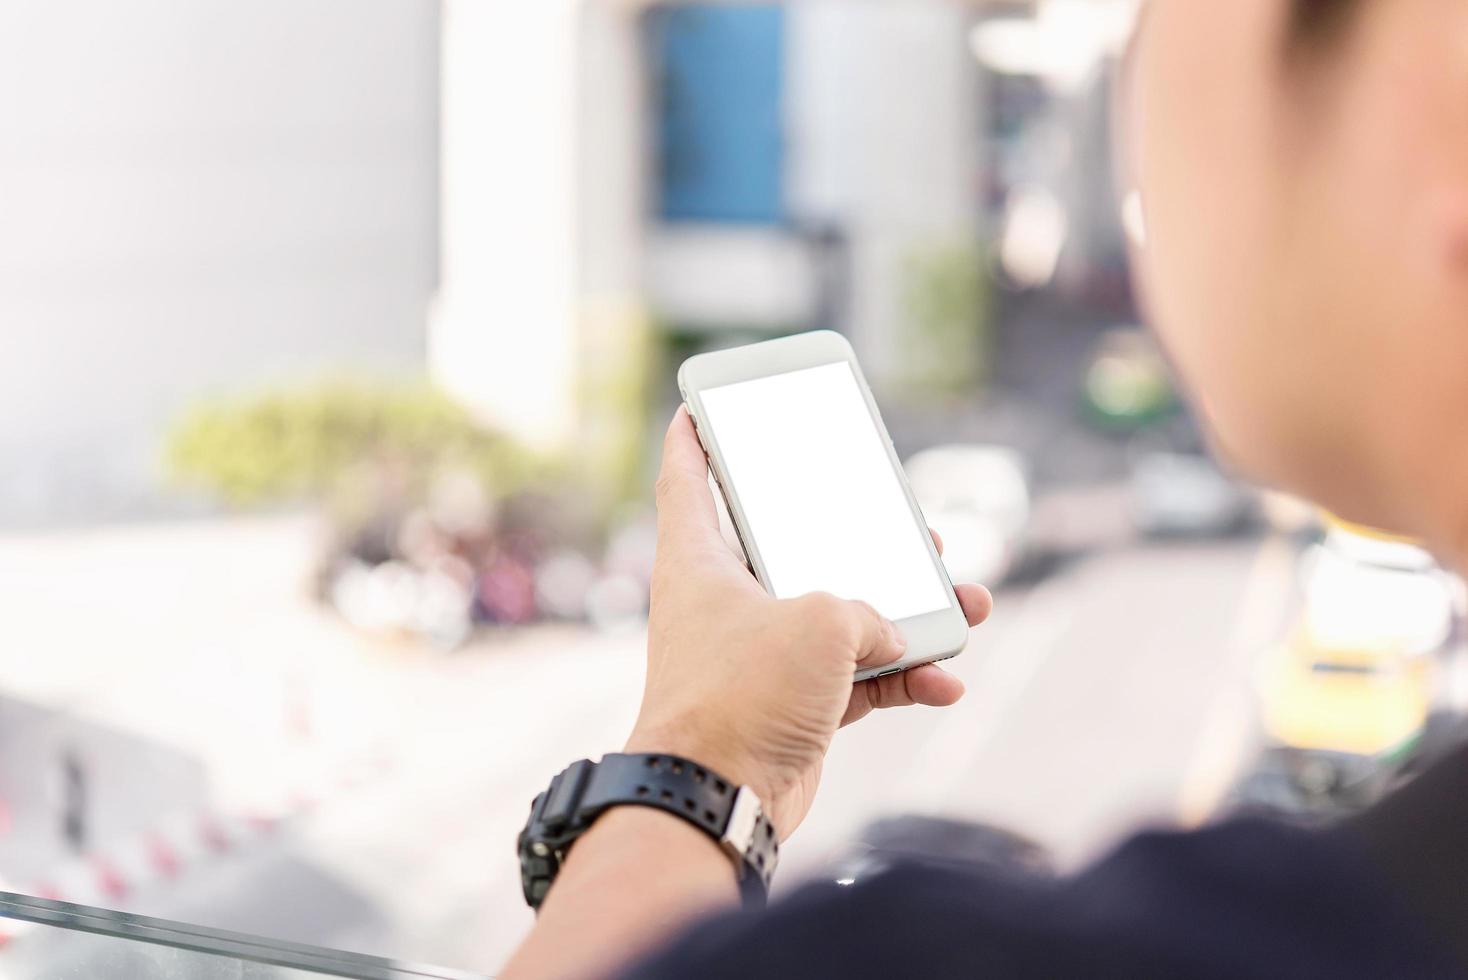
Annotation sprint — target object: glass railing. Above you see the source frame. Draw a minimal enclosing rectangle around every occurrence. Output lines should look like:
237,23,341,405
0,891,488,979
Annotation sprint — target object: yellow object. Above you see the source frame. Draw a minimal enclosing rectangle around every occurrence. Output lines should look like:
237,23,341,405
1322,513,1422,547
1259,627,1431,757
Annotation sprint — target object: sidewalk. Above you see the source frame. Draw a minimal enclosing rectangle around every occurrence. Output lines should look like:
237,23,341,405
0,513,1293,973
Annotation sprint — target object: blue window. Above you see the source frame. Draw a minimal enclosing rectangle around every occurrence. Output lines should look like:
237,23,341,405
650,4,785,224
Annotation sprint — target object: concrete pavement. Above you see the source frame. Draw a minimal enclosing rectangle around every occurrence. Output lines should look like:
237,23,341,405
0,515,1297,975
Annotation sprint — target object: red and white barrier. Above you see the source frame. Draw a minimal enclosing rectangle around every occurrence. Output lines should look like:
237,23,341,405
0,743,396,950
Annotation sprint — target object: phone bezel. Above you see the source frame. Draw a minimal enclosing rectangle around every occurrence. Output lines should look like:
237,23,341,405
677,330,969,681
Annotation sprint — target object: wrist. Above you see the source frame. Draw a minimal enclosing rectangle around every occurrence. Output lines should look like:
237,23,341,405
623,725,773,812
506,806,737,980
570,805,739,896
520,751,781,915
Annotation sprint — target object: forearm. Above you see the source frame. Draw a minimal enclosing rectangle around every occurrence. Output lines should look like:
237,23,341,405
501,806,739,980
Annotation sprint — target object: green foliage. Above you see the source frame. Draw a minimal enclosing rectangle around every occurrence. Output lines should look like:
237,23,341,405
899,242,992,398
575,304,661,509
167,380,546,508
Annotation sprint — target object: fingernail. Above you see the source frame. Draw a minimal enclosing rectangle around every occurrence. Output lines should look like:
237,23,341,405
888,621,906,649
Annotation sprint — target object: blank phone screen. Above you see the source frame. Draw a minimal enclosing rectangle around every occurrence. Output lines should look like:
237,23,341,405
699,361,950,621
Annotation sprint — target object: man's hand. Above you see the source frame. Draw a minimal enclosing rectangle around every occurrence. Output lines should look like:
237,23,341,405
625,406,993,838
503,407,993,980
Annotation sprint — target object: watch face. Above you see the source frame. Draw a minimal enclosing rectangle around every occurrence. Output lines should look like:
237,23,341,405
519,798,561,910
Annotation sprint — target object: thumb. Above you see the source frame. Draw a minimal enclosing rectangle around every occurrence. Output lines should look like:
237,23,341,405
654,406,726,558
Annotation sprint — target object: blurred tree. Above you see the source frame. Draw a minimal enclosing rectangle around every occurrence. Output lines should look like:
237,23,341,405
166,380,549,513
576,303,661,511
899,242,992,399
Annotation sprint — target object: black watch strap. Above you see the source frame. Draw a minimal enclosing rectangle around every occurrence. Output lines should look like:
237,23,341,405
518,753,778,911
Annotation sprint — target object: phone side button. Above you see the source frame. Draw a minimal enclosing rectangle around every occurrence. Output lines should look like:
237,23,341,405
874,667,902,678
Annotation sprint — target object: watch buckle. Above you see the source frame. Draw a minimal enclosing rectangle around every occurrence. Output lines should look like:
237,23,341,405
719,786,762,870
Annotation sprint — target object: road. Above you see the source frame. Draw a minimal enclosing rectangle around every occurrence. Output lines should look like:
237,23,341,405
0,516,1300,976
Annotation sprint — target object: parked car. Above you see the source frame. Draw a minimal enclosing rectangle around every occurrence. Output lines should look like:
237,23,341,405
1129,451,1255,538
904,445,1031,587
1245,522,1458,812
826,815,1052,889
1080,328,1176,432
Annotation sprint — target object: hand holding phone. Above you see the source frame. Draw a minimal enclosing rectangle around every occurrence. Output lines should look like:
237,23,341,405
628,394,991,838
678,330,972,680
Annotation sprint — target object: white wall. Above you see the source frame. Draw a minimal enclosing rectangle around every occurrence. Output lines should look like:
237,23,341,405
786,0,980,385
0,0,439,525
429,0,579,449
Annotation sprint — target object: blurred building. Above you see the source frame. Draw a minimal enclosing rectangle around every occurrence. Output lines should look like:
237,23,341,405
433,0,984,455
0,2,439,526
2,0,1142,525
433,0,1141,471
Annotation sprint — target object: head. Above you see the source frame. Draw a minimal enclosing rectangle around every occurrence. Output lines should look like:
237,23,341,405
1124,0,1468,557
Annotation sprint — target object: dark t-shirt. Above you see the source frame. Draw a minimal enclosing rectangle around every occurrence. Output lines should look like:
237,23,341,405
624,747,1468,979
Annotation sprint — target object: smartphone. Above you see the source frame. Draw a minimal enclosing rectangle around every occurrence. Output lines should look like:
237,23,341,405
678,330,968,681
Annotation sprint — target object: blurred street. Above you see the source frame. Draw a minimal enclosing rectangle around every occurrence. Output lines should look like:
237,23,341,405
0,508,1296,974
9,2,1414,975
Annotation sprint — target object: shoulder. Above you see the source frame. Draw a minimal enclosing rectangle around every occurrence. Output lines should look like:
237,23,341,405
622,819,1465,980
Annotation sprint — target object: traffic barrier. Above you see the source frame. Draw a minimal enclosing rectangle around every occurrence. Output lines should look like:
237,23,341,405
0,743,397,952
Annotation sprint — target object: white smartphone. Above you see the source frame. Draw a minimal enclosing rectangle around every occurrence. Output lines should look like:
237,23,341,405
678,330,969,681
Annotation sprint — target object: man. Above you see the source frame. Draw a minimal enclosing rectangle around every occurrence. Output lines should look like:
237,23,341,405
506,1,1468,975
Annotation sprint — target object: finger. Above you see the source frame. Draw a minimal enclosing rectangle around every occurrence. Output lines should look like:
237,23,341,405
930,527,943,556
654,406,722,553
900,663,966,706
846,599,908,670
840,664,966,727
956,583,994,628
796,594,906,670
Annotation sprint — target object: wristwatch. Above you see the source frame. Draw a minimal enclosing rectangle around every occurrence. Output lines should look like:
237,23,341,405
518,753,779,911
